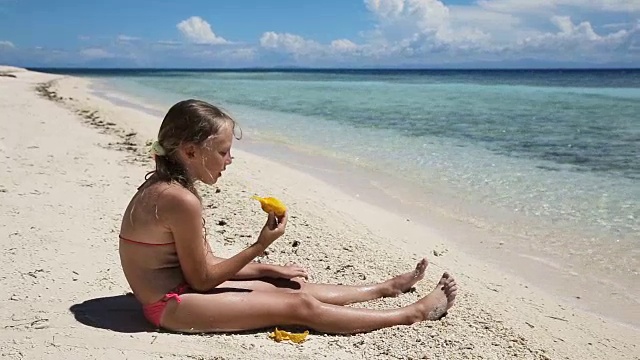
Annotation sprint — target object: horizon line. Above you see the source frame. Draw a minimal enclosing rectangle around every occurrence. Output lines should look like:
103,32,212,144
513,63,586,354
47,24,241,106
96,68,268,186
25,66,640,71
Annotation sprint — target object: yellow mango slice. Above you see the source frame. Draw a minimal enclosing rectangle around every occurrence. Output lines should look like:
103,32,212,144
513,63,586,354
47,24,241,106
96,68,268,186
252,195,287,216
287,331,309,343
269,327,309,343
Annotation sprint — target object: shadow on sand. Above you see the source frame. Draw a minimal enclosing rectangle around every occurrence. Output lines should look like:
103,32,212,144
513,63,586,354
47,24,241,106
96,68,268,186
69,293,156,333
69,288,325,338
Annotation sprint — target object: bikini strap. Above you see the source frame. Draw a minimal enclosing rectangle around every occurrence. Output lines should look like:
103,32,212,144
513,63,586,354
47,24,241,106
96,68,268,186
119,235,174,246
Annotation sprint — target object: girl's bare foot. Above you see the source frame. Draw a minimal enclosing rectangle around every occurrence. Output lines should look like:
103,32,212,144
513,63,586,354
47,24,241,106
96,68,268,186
382,258,429,297
412,272,458,321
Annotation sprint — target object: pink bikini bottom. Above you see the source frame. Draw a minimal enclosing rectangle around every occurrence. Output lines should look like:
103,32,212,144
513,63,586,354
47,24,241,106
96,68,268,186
142,283,192,327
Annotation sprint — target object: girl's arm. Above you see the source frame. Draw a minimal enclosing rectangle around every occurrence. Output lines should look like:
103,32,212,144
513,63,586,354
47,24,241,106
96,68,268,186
209,249,308,280
162,187,288,291
162,188,267,291
206,242,279,279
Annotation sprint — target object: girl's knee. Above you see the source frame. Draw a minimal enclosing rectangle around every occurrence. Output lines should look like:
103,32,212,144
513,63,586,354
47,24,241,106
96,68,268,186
291,292,320,318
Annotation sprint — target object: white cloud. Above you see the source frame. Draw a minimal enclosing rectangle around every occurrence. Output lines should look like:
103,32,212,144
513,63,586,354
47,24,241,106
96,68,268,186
224,47,256,60
260,31,324,60
360,0,499,57
448,6,522,43
331,39,359,53
117,35,140,42
155,40,181,48
365,0,450,32
259,33,367,63
0,40,14,48
552,15,598,39
79,48,114,59
177,16,229,45
251,0,639,66
197,47,256,60
157,40,180,45
478,0,640,13
603,22,634,29
260,32,321,54
513,17,637,57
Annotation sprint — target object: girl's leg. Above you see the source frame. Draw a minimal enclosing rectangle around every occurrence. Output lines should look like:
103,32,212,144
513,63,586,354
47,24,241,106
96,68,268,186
218,258,429,306
161,272,457,334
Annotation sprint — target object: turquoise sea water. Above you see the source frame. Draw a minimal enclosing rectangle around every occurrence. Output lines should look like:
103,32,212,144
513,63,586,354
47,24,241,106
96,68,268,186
37,68,640,322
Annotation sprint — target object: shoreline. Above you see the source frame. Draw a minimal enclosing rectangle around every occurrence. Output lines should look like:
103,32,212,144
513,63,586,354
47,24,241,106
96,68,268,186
87,72,638,329
1,66,638,359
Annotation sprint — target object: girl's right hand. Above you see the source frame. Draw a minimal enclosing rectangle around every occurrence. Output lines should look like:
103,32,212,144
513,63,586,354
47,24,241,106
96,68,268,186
257,211,288,248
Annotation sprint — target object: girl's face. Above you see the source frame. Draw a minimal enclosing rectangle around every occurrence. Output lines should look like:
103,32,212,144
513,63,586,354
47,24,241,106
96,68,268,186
188,124,234,185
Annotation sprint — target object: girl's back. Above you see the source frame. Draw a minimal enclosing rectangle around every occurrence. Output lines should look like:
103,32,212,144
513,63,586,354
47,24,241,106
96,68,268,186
118,179,188,305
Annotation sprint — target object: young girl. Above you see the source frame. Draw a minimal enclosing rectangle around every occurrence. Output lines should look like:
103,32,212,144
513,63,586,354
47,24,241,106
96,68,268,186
118,99,457,334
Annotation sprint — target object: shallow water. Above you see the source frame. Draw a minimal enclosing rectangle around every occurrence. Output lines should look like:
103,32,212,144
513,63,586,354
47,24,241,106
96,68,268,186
80,69,639,240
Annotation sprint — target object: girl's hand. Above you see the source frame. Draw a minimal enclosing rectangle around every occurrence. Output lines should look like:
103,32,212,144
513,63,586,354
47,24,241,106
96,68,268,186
274,262,308,280
257,211,288,248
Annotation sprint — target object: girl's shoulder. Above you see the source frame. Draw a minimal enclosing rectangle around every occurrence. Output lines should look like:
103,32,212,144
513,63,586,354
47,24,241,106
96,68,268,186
151,182,203,218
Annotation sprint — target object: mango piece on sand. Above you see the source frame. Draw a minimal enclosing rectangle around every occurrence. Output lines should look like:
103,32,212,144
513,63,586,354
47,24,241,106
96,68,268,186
252,195,287,216
269,328,309,344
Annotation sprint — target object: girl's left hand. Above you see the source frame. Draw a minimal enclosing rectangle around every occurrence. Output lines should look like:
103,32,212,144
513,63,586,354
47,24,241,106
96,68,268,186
275,263,308,281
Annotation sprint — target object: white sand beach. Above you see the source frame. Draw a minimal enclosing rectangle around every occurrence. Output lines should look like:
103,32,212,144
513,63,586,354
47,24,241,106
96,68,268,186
0,66,638,359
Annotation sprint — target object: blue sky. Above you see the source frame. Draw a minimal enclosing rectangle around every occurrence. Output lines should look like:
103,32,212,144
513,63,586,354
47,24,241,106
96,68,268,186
0,0,638,68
